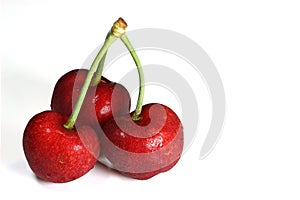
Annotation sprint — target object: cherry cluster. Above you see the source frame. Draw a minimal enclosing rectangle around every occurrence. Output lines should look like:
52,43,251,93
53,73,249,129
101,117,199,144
23,18,184,183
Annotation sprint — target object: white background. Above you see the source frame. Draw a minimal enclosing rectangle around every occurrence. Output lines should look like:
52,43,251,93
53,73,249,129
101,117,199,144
1,0,300,199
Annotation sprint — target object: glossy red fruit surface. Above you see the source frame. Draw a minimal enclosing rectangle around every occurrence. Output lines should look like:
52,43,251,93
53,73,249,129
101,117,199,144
51,69,130,126
50,69,90,118
101,103,184,180
23,111,100,183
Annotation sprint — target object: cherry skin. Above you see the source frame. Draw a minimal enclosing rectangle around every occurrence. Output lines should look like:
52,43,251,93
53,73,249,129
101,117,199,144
100,103,184,180
50,69,131,126
23,111,100,183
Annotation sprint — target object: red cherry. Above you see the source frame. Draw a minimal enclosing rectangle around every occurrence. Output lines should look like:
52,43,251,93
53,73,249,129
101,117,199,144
100,103,184,180
23,111,100,183
50,69,131,126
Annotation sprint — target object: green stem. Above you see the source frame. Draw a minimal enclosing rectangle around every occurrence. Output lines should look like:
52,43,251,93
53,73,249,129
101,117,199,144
64,34,117,129
91,17,128,86
91,32,111,86
91,51,107,86
120,34,145,121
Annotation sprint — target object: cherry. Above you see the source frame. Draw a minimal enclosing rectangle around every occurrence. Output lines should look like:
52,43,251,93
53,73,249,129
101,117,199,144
51,69,130,127
23,111,100,183
101,103,183,179
100,31,184,179
23,18,126,183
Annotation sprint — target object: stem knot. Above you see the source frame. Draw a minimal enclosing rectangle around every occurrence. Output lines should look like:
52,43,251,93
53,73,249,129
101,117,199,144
111,17,128,38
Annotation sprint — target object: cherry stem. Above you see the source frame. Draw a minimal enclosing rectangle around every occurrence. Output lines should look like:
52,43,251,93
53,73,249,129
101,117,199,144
91,32,110,86
91,51,107,86
120,34,144,121
64,18,127,129
91,18,128,86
